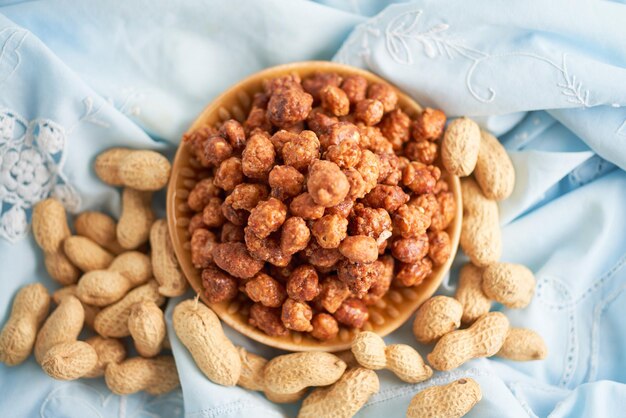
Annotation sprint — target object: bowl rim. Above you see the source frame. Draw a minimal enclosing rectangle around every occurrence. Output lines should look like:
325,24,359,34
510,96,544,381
167,60,462,352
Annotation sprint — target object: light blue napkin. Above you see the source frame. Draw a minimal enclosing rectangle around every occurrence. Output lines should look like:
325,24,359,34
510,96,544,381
1,1,625,417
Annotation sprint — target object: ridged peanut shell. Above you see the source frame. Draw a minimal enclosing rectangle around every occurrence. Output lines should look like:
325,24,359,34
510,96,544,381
117,188,154,250
455,264,491,324
84,336,127,378
75,211,124,254
32,199,71,253
351,331,387,370
460,178,501,267
475,130,515,201
173,300,241,386
497,328,547,361
128,301,166,358
94,281,164,338
41,341,98,380
34,295,84,363
105,355,179,395
428,312,509,371
264,352,346,395
52,285,100,329
407,378,482,418
108,251,153,286
413,296,462,344
94,147,133,186
64,236,114,272
76,270,132,307
118,150,171,191
298,368,379,418
482,263,536,309
441,117,481,177
0,284,50,366
150,219,187,297
385,344,432,383
44,252,81,285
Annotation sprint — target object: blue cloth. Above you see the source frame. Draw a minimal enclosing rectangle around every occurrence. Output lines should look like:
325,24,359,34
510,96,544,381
1,0,625,417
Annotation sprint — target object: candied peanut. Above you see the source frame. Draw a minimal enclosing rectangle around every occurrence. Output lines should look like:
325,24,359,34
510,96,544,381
393,204,430,238
402,162,441,194
244,273,287,308
306,107,338,137
191,228,217,269
242,133,276,179
221,198,249,226
248,198,288,239
362,256,394,305
316,276,350,313
286,265,320,302
214,157,243,192
428,230,451,266
341,75,368,104
264,73,301,95
320,85,350,117
376,152,402,185
334,298,368,329
325,199,354,218
430,191,456,231
282,131,320,171
269,263,297,284
188,178,220,211
391,235,429,264
221,222,244,243
379,109,411,151
337,260,375,297
280,217,310,255
325,139,362,169
200,135,233,167
433,179,449,194
409,193,438,220
268,165,305,199
339,236,378,263
202,264,238,303
244,106,272,134
367,83,398,113
357,125,381,149
362,185,409,213
355,150,380,194
303,72,343,101
244,228,292,267
212,242,264,279
394,258,433,287
188,213,205,235
289,192,325,220
229,183,269,211
201,197,225,228
355,99,384,126
281,299,313,332
322,122,360,150
249,303,288,337
183,125,216,162
267,88,313,128
307,160,350,207
282,121,304,134
302,240,342,269
412,108,446,141
405,140,438,165
311,313,339,341
219,119,246,150
343,168,367,200
349,205,392,242
270,130,299,156
311,214,348,249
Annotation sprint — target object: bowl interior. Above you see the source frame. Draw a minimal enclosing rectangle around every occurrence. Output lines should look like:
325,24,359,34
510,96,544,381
167,61,462,352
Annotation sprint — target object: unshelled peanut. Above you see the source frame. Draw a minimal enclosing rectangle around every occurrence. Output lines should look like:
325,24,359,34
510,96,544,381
407,378,481,418
474,130,515,201
298,368,379,418
41,341,98,381
0,284,50,366
455,264,491,324
95,148,171,191
64,236,114,272
75,211,124,254
52,285,100,329
441,117,481,177
94,147,133,186
428,312,509,371
32,199,80,285
352,332,432,383
128,301,166,358
34,295,84,364
413,296,463,344
84,336,127,378
104,355,179,395
482,263,536,309
117,188,155,250
150,219,187,297
497,328,547,361
173,299,241,386
264,352,346,395
460,178,501,267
